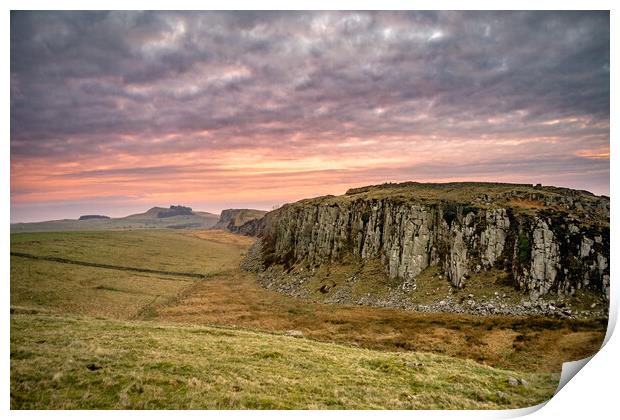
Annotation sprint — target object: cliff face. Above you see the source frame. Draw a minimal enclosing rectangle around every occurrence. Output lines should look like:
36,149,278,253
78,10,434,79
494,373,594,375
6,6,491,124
214,209,268,232
242,182,609,301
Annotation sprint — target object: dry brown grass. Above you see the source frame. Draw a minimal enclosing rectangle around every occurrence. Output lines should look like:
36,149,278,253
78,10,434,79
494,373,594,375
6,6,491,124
509,198,547,209
183,229,255,248
11,314,559,409
508,198,552,215
146,268,606,373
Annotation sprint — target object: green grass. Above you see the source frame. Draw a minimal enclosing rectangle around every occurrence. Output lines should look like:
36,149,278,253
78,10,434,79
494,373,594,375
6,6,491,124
517,233,532,265
10,230,247,319
11,314,559,409
10,229,602,409
10,256,193,319
11,230,241,276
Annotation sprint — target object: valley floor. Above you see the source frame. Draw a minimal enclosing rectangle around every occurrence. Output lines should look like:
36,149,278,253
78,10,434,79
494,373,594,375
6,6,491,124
144,269,606,374
10,229,607,409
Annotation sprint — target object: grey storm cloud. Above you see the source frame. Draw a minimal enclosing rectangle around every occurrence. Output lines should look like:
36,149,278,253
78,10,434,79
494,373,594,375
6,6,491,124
11,11,609,159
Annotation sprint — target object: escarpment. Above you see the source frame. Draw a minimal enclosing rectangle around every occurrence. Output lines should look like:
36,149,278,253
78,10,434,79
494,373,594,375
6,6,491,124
214,209,268,232
241,182,609,303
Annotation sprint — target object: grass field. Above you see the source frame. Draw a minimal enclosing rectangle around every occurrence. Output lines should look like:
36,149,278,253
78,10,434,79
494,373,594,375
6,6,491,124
11,314,558,409
10,229,606,409
10,230,247,319
10,257,193,319
11,230,242,276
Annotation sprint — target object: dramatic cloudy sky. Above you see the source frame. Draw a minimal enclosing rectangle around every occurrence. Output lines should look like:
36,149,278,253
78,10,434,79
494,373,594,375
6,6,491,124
10,11,609,222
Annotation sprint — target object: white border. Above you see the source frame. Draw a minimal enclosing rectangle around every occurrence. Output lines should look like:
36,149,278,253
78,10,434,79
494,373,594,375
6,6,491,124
3,2,616,419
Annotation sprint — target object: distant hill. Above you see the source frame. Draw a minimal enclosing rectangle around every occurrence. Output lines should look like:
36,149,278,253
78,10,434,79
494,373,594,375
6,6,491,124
213,209,268,232
11,205,219,233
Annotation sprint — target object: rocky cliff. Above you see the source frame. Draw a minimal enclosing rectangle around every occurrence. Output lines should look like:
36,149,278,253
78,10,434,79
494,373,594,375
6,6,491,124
214,209,268,232
241,182,610,303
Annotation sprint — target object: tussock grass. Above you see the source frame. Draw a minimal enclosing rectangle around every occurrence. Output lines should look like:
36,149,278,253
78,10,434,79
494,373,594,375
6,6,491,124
10,256,192,319
11,314,559,409
151,269,605,373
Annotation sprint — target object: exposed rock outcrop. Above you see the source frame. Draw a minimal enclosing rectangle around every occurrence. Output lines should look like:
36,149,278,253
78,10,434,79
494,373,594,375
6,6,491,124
480,209,510,267
214,209,268,232
241,182,609,301
78,215,110,220
156,205,193,218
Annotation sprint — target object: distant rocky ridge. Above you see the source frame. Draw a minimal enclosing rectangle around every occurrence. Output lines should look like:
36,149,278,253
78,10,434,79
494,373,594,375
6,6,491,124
156,205,194,218
78,215,110,220
11,205,218,233
214,209,268,232
239,182,610,309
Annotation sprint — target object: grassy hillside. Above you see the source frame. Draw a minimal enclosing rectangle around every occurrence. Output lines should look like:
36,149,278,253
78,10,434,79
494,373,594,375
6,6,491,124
10,207,219,233
11,230,242,276
149,269,605,374
10,257,192,319
11,314,558,409
10,228,605,409
10,230,246,319
11,230,605,374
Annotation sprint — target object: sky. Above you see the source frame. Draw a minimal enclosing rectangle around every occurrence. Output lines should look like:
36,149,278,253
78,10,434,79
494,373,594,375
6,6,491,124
10,11,610,222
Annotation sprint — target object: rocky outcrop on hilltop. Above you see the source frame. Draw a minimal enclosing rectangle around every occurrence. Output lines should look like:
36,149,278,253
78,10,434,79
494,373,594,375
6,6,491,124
78,215,110,220
240,182,610,303
157,205,193,218
214,209,268,232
